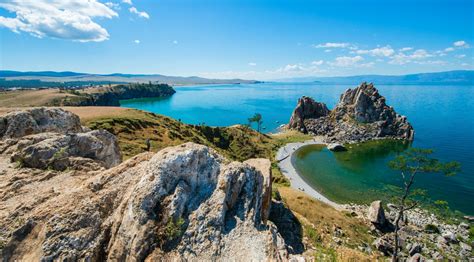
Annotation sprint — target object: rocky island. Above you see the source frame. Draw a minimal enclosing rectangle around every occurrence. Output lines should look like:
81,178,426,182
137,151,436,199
289,82,414,143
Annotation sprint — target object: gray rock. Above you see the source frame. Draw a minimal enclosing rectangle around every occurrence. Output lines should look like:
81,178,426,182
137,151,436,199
288,83,415,143
409,243,422,256
442,231,458,243
368,200,386,226
460,242,472,252
10,129,121,170
408,253,425,262
0,107,83,139
327,143,347,152
373,237,393,255
289,96,329,132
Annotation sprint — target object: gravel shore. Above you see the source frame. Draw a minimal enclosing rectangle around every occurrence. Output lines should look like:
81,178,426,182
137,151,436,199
276,138,342,209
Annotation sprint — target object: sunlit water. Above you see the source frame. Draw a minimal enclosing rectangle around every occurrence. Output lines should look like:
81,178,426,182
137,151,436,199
120,82,474,214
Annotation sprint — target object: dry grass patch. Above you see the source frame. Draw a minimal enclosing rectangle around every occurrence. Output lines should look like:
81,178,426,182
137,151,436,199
278,187,379,261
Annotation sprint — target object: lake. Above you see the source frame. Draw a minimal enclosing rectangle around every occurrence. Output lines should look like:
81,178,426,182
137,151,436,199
120,82,474,214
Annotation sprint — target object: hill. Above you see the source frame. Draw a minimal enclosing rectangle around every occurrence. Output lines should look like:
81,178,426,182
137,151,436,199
277,70,474,85
0,70,261,88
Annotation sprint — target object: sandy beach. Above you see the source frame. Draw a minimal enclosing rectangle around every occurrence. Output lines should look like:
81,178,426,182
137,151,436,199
276,138,342,210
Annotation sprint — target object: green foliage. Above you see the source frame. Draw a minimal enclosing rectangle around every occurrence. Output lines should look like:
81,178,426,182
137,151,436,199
389,148,460,176
469,227,474,242
424,224,440,234
248,113,263,132
164,217,185,241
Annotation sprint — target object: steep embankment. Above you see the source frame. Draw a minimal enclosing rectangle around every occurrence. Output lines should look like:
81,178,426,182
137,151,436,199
0,83,175,107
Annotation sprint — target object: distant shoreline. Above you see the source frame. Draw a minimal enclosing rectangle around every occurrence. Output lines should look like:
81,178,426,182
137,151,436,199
276,139,341,209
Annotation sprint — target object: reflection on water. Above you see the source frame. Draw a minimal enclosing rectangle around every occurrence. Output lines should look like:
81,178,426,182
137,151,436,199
334,140,410,172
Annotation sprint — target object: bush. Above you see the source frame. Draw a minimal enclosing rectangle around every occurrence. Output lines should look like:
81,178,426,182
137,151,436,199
424,224,440,234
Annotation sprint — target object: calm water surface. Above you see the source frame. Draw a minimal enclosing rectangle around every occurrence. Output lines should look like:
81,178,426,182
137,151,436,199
121,83,474,214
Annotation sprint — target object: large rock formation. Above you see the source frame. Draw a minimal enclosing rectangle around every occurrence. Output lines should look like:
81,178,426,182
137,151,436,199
288,96,330,132
0,107,83,139
0,108,121,171
0,142,294,261
288,83,414,143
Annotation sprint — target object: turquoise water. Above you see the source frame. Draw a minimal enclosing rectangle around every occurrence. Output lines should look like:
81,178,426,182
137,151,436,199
120,82,474,214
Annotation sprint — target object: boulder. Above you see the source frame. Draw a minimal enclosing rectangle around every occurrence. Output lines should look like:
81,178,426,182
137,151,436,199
407,253,425,262
373,237,393,255
0,107,83,139
289,96,329,132
288,83,415,143
2,143,290,261
10,130,121,170
368,200,386,226
327,143,346,152
408,243,422,256
442,231,458,243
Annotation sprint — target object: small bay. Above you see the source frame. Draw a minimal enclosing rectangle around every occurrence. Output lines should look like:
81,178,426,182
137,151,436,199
120,82,474,214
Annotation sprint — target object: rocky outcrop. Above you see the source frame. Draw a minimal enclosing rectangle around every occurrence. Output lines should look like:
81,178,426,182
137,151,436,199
289,83,415,143
51,83,176,106
368,200,386,226
0,108,121,171
327,143,346,152
288,96,329,132
0,142,297,261
0,107,83,139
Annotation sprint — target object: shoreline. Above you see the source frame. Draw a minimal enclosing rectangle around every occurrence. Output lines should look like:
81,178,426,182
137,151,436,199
276,138,342,210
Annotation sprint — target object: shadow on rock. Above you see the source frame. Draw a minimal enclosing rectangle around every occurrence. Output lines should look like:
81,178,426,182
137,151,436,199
269,200,304,254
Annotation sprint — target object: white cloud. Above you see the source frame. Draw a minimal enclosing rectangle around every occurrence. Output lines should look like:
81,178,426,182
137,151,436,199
122,0,133,5
311,60,324,66
324,49,332,53
328,56,365,67
134,39,140,44
129,7,149,19
105,2,121,10
389,49,433,65
356,46,395,57
454,40,469,48
0,0,117,42
248,62,257,66
456,54,466,58
314,42,350,48
173,40,178,44
444,47,455,52
399,47,413,52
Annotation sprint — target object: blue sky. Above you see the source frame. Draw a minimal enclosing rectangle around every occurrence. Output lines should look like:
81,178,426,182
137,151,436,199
0,0,473,80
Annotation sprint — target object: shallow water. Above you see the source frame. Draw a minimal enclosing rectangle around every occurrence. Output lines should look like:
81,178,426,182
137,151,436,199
121,82,474,214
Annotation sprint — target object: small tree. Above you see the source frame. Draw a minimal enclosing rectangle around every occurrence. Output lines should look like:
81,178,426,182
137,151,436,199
248,113,263,132
388,148,460,261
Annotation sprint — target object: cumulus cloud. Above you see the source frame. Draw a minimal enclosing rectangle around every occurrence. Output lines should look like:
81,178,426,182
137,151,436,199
129,6,149,19
328,56,365,67
454,40,469,48
0,0,117,42
248,62,257,66
314,42,350,48
356,46,395,57
134,39,140,44
444,47,455,52
399,47,413,52
389,49,433,65
456,54,466,58
311,60,324,65
122,0,133,5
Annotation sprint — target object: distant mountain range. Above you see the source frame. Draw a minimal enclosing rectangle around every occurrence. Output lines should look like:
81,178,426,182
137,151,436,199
0,70,261,88
276,70,474,85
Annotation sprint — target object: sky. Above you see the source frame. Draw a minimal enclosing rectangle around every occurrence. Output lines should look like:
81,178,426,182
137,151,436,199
0,0,473,80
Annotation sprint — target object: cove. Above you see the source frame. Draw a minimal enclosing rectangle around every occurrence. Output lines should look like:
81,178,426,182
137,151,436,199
120,82,474,214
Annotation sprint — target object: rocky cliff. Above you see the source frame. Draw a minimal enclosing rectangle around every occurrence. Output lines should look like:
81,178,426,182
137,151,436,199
289,82,414,143
50,83,176,107
0,108,298,261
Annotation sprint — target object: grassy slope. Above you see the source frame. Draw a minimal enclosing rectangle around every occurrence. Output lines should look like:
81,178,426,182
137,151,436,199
74,107,375,260
0,106,375,260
